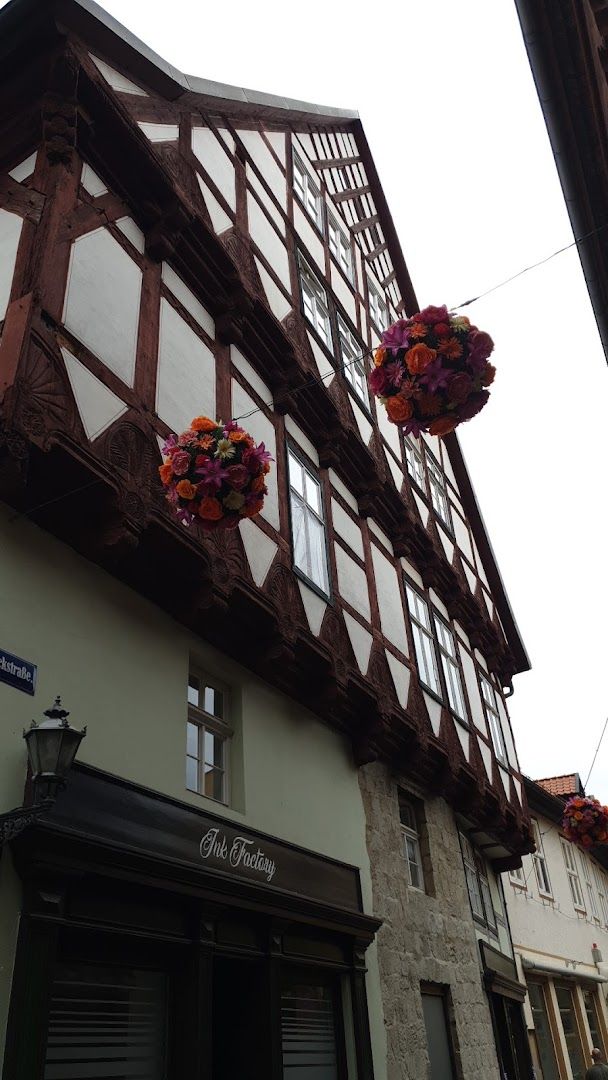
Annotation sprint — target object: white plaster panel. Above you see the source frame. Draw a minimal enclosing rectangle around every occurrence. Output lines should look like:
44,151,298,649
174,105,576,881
429,589,449,619
331,499,363,560
351,400,373,446
62,348,127,439
461,649,486,735
425,695,442,736
239,132,287,210
384,451,403,491
482,588,494,620
247,194,291,291
385,652,410,709
293,204,325,272
264,131,286,164
192,128,236,211
156,299,215,433
294,133,315,159
161,263,214,337
497,696,519,770
475,649,488,673
376,402,402,462
401,557,423,588
254,257,292,323
343,612,372,675
463,561,477,594
197,176,233,234
0,208,22,320
330,265,357,324
9,152,37,182
368,519,393,555
371,545,408,653
306,332,334,381
285,416,318,465
329,470,358,513
239,519,277,586
63,228,142,387
454,720,470,760
498,765,510,799
413,492,429,527
335,546,371,622
138,122,179,143
452,510,473,562
298,580,327,636
454,621,471,650
438,529,455,564
247,166,286,233
81,163,107,197
231,382,279,531
360,303,368,345
90,55,148,95
116,217,145,254
479,738,493,780
231,346,272,404
476,547,491,588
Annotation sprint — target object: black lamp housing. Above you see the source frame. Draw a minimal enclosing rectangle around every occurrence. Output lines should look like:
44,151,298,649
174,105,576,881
23,696,86,804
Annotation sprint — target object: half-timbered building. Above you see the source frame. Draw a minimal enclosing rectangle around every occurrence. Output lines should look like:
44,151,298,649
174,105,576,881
0,0,533,1077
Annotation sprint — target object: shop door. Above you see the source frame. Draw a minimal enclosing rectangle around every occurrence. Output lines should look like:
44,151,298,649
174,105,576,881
212,955,272,1080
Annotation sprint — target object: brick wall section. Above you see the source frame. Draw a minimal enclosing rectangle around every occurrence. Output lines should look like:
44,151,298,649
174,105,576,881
359,761,502,1080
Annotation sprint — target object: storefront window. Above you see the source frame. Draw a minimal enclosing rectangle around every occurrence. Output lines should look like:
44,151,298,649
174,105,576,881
583,988,605,1058
281,973,343,1079
421,986,456,1079
555,984,585,1080
43,960,167,1079
528,982,560,1080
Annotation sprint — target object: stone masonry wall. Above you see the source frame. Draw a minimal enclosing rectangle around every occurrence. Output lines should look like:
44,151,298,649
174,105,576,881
359,761,502,1080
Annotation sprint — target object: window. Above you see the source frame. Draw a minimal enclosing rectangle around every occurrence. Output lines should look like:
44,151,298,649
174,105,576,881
584,858,600,920
405,583,441,696
368,281,388,331
531,819,552,897
510,864,526,886
405,583,467,718
593,865,608,925
187,673,231,803
480,675,508,764
337,315,368,407
293,151,322,229
555,985,586,1079
421,986,457,1080
527,982,560,1080
426,452,452,530
281,972,343,1080
404,435,425,490
299,258,332,348
583,988,605,1058
328,213,353,280
460,833,497,931
561,840,585,911
399,798,425,891
288,448,330,596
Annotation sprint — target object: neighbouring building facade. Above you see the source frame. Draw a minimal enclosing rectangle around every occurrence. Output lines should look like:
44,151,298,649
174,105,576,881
504,775,608,1080
0,1,534,1077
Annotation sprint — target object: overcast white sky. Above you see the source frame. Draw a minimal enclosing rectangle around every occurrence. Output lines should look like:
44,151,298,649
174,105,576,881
14,0,608,794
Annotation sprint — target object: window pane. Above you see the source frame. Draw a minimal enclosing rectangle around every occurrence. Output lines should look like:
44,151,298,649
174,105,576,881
303,469,322,515
528,983,560,1080
203,685,224,719
203,764,224,802
186,755,198,791
583,989,605,1057
421,993,456,1080
188,675,199,707
308,514,329,593
204,730,224,769
281,977,339,1080
187,722,198,757
443,656,466,719
555,986,585,1080
412,624,441,695
480,877,496,928
288,452,304,495
291,492,309,575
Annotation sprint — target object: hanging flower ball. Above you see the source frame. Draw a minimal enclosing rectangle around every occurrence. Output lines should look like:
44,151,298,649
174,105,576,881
159,417,272,531
562,796,608,848
369,305,496,437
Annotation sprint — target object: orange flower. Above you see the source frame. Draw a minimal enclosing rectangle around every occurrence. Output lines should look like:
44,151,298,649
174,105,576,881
429,415,458,437
198,497,223,520
385,395,414,424
240,498,264,519
229,430,250,443
158,463,173,486
262,461,271,474
574,812,584,821
437,336,463,360
418,393,443,416
482,363,496,386
251,474,267,494
406,343,436,375
198,434,215,449
191,416,218,433
176,479,197,499
409,322,428,339
374,347,387,367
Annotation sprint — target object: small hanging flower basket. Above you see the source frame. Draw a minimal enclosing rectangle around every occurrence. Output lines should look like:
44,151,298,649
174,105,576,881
159,417,272,531
562,796,608,848
369,304,496,437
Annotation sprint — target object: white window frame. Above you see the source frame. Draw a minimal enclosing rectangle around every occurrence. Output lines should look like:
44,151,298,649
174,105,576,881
460,833,496,929
531,819,552,897
328,213,353,281
287,447,330,597
337,314,368,407
299,257,332,348
400,798,425,892
404,436,425,490
433,615,467,721
509,864,526,888
405,584,441,697
368,280,389,332
187,673,232,804
293,150,322,229
561,840,586,911
584,858,600,921
593,865,608,925
426,452,452,530
480,675,508,765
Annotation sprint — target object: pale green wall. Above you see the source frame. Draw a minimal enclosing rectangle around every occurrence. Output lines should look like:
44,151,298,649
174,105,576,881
0,502,387,1077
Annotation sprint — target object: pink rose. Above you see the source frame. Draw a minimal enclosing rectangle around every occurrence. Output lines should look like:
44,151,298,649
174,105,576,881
369,365,392,396
446,372,473,404
170,450,191,476
226,464,250,490
414,304,450,325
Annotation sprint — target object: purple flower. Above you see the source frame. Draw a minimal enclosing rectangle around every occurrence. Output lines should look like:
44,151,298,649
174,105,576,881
385,361,404,389
161,434,178,455
243,442,273,474
467,330,494,372
222,420,240,435
402,417,429,437
419,357,451,394
381,319,411,353
195,456,230,489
